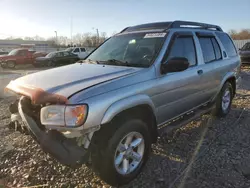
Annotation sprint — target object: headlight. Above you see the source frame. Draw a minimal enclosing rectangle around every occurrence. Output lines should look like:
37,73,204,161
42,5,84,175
40,105,88,127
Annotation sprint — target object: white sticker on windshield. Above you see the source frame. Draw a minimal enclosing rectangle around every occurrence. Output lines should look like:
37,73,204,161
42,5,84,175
144,33,166,38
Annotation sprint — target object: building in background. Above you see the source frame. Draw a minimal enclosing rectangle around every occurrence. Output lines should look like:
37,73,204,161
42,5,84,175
0,39,54,52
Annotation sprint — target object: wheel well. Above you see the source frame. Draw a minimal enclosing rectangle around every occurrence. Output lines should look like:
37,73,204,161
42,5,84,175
226,77,236,96
109,105,158,143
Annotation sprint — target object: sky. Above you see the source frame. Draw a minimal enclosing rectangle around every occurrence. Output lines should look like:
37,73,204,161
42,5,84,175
0,0,249,39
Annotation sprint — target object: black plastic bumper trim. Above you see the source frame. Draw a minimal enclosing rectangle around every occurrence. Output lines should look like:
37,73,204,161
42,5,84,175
18,96,89,167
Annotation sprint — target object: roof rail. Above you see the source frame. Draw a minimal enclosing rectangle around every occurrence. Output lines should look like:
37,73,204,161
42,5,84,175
168,20,223,31
119,21,223,33
119,27,129,33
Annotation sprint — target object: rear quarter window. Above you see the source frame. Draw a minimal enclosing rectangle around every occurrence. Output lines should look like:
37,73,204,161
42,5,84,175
216,32,237,57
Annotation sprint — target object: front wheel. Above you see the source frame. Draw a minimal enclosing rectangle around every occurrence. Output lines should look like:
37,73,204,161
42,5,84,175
214,82,233,117
91,119,151,186
7,61,16,69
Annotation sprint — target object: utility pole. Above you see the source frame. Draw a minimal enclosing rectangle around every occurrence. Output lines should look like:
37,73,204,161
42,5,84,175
96,28,99,45
70,16,73,46
92,27,99,46
54,31,58,51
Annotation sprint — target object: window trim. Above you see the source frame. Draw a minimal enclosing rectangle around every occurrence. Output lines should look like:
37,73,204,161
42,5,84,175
211,37,222,61
162,32,198,67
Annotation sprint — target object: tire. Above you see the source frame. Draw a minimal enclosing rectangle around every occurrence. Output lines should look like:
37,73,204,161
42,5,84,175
33,63,40,68
48,61,56,67
1,63,6,68
214,82,233,117
7,61,16,69
91,118,151,186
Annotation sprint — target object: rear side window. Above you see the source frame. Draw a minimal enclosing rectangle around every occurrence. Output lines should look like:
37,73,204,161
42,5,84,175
167,36,197,66
199,38,216,63
216,32,237,57
80,48,86,52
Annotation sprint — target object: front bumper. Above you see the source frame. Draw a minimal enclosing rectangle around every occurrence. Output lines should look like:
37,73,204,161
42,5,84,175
17,97,89,167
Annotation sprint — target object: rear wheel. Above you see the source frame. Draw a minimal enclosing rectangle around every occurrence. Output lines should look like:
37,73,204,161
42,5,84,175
91,118,151,186
214,82,233,117
7,61,16,69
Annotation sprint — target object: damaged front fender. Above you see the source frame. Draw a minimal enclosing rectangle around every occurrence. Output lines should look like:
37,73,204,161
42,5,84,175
5,81,68,105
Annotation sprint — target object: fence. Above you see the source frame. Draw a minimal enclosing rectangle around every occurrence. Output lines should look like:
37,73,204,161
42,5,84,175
233,39,250,49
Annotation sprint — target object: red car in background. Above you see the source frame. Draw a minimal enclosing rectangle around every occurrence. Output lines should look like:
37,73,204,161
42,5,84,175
0,48,47,68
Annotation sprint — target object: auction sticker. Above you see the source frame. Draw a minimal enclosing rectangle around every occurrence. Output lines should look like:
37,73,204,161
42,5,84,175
144,33,166,38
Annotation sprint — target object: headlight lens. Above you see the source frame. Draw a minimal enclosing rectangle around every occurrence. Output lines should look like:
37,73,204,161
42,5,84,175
40,105,88,127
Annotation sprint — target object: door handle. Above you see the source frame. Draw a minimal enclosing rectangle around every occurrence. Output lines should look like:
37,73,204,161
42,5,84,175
197,70,203,75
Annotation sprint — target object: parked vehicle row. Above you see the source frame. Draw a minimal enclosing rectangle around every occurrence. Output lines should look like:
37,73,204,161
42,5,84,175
34,51,79,67
239,42,250,63
65,47,89,59
5,20,241,185
0,48,47,68
0,47,88,69
0,49,8,55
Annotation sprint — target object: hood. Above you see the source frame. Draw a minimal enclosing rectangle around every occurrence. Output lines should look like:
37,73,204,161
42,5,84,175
0,54,12,59
6,63,142,102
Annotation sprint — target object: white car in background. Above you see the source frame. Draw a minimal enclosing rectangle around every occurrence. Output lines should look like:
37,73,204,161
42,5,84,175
65,47,89,59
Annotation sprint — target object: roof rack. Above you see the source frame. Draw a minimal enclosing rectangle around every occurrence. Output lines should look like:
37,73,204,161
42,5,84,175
119,20,223,33
168,20,223,31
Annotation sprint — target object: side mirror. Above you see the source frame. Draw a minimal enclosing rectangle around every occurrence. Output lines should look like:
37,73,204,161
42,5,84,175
161,57,189,74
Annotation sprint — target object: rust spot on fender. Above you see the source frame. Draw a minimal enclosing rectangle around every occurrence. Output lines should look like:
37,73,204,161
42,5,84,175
5,81,68,105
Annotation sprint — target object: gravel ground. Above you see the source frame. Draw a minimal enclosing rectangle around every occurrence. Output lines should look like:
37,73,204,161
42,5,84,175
1,67,250,188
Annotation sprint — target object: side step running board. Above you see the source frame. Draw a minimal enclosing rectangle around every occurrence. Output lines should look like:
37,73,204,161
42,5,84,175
158,105,214,135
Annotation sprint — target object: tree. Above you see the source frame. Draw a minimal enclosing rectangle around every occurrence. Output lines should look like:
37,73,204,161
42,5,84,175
229,29,250,40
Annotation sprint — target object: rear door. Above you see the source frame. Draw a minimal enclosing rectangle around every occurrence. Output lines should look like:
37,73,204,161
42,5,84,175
62,51,74,64
80,47,88,59
195,32,238,101
155,31,208,124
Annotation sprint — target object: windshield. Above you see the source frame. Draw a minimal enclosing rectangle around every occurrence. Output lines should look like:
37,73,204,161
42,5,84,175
241,43,250,50
46,52,56,58
65,47,74,52
87,32,166,67
8,49,19,55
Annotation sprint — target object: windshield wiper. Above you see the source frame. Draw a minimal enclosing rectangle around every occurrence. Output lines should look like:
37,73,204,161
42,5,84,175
105,59,129,66
84,59,100,64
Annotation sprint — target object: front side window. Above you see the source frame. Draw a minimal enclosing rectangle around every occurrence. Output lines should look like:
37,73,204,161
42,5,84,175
80,48,86,52
216,32,237,57
74,48,80,53
167,36,196,66
46,52,56,58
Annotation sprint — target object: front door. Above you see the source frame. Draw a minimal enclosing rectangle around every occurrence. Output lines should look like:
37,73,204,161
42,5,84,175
154,32,206,124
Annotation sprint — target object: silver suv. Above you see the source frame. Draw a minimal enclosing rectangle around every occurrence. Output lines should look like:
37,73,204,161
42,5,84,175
6,21,241,185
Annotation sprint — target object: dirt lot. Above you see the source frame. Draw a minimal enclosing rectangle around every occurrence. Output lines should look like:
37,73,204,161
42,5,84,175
1,66,250,188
